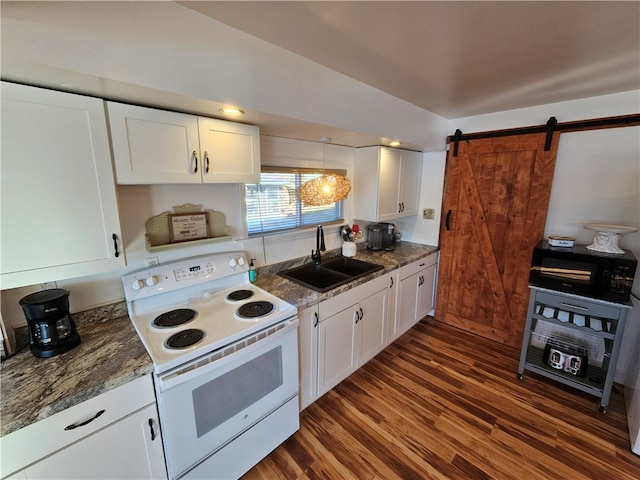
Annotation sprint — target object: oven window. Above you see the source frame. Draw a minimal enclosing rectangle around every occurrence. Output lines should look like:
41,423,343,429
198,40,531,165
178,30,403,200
192,347,283,438
538,258,595,285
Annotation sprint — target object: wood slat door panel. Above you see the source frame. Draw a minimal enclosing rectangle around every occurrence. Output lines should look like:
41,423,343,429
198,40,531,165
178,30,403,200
436,132,559,347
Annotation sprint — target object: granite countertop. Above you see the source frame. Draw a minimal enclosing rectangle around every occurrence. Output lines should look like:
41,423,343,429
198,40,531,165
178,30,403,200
0,241,437,439
0,302,152,438
254,241,439,309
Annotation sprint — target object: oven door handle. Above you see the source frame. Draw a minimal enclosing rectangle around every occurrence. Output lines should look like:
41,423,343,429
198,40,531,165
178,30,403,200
156,318,298,392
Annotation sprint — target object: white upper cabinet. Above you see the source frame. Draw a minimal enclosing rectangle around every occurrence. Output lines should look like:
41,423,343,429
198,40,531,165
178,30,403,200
0,82,125,289
107,102,260,184
197,116,261,183
354,146,423,222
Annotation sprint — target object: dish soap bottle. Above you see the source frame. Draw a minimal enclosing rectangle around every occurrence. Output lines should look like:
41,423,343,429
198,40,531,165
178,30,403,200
248,258,257,283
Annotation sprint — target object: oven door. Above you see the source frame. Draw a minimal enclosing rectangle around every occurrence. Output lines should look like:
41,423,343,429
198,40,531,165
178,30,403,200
155,319,299,479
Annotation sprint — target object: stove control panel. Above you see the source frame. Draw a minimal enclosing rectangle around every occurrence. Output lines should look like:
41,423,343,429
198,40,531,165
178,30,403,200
122,252,250,302
175,262,215,281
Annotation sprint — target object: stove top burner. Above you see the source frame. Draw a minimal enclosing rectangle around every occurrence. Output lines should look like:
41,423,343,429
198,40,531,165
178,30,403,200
153,308,197,328
237,301,275,319
165,329,205,349
226,289,255,302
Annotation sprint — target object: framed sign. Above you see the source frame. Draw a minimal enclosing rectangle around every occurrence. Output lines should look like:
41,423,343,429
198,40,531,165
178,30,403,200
168,213,208,243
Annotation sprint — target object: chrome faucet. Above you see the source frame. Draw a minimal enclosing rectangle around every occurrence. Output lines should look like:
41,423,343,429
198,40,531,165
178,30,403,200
311,225,326,264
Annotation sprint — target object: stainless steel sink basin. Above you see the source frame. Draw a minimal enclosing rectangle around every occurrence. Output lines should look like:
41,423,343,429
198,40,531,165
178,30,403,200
279,257,384,292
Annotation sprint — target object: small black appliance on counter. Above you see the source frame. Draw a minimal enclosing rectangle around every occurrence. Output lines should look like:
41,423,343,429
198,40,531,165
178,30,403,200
367,222,396,251
19,288,81,358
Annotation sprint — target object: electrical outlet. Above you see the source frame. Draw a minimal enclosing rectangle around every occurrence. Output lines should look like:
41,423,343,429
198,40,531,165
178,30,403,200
145,257,159,268
40,282,57,290
422,208,435,220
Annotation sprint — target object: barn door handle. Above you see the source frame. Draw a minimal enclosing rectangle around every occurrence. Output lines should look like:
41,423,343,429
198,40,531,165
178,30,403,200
445,210,452,230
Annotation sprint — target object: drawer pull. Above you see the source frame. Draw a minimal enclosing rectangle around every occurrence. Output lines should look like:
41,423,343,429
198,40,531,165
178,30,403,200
64,409,105,431
559,302,589,311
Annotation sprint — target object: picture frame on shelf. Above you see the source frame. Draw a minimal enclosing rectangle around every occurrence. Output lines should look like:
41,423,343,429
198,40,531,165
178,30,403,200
168,213,208,243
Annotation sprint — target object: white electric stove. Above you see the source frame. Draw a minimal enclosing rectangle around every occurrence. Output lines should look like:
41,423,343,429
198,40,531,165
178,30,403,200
122,252,300,479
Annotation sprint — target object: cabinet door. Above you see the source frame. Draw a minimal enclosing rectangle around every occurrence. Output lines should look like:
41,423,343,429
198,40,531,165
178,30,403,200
358,289,387,366
318,306,357,396
24,405,166,480
107,102,200,184
417,264,436,320
1,83,125,289
298,306,319,410
399,150,422,217
198,117,260,184
378,148,402,221
398,272,420,336
385,269,401,343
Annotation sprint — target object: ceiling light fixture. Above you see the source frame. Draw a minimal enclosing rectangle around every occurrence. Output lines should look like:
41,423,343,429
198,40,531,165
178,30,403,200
298,137,351,206
218,107,244,116
389,140,402,147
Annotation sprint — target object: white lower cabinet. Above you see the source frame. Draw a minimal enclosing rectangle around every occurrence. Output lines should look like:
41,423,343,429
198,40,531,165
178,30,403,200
396,254,438,338
1,376,166,480
385,268,401,343
298,305,319,410
23,404,165,480
299,275,388,408
297,254,438,410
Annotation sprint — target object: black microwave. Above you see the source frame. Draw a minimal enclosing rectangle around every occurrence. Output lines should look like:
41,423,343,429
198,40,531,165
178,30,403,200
529,240,637,304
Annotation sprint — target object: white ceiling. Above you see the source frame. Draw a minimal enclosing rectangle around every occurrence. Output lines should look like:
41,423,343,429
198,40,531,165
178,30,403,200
181,1,640,119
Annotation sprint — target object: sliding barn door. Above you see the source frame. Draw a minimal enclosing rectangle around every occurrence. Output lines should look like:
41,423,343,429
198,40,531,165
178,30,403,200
435,133,559,348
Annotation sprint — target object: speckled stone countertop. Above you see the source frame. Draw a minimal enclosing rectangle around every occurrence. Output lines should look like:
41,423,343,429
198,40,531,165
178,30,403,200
254,241,438,309
0,302,152,438
0,241,437,438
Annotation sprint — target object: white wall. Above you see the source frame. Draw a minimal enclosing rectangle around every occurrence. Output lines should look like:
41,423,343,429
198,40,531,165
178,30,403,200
450,91,640,384
399,151,447,247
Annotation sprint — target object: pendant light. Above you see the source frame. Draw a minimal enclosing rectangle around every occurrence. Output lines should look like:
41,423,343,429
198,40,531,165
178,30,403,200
298,137,351,206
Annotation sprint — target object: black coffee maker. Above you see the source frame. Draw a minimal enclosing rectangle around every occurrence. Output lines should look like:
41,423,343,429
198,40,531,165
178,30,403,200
19,289,81,358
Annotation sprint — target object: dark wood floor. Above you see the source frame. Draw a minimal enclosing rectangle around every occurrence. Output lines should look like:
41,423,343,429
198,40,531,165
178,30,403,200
243,317,640,479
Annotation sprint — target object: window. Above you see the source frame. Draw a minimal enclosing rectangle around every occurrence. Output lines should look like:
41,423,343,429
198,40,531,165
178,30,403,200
245,167,345,236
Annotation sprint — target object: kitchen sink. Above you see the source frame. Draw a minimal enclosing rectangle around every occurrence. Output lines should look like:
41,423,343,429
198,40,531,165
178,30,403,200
279,257,384,292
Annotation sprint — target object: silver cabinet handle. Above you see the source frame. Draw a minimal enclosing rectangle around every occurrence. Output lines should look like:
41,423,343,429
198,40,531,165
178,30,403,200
559,302,589,311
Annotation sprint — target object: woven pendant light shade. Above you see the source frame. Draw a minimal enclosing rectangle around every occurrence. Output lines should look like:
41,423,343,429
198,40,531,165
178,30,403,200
298,173,352,206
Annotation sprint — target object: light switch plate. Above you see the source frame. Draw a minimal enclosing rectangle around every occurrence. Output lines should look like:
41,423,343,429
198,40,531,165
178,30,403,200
423,208,435,220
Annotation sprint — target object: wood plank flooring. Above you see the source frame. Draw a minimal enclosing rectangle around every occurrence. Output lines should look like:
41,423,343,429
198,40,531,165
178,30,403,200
242,317,640,479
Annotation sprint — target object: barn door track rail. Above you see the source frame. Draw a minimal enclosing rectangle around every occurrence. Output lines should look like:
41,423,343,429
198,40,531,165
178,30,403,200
450,113,640,157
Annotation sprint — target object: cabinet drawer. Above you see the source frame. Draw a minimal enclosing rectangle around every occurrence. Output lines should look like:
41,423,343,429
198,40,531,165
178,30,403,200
534,290,622,321
0,375,155,478
401,254,437,279
319,274,387,319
